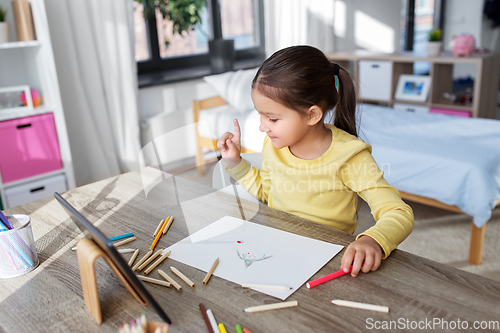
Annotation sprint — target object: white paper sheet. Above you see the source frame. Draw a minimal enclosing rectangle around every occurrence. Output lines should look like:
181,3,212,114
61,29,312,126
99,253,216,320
165,216,343,300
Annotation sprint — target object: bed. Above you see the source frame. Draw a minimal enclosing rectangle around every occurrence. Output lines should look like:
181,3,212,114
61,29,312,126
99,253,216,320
192,80,500,266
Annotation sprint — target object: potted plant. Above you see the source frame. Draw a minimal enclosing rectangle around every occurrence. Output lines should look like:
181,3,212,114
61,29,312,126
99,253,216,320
0,4,9,43
427,29,442,57
137,0,235,74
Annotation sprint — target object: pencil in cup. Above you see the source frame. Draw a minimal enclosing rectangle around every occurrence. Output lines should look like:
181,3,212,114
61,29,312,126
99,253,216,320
0,214,39,278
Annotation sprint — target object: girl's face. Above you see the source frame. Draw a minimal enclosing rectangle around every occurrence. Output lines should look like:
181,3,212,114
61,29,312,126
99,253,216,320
251,89,311,150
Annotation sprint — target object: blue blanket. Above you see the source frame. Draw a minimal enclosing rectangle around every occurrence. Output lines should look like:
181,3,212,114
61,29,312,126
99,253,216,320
359,104,500,227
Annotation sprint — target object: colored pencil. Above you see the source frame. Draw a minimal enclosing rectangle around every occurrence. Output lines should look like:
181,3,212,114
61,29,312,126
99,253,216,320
132,249,153,271
150,219,169,250
0,211,13,229
218,323,227,333
241,283,291,291
109,232,134,242
242,328,253,333
113,236,137,247
243,300,298,313
235,324,243,333
206,309,221,333
306,265,353,289
153,219,165,237
137,249,163,271
128,249,140,267
158,269,182,291
330,299,389,313
137,275,171,288
162,216,174,235
118,248,137,253
202,258,219,285
144,251,171,275
170,266,195,287
199,303,215,333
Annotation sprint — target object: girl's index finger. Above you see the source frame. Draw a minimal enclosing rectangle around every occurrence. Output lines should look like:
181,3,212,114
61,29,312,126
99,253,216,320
233,119,241,139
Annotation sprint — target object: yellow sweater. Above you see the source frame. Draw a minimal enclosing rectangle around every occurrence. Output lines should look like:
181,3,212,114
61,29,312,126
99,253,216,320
226,124,414,259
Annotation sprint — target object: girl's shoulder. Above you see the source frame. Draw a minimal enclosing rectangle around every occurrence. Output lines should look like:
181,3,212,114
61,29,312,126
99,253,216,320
326,123,372,156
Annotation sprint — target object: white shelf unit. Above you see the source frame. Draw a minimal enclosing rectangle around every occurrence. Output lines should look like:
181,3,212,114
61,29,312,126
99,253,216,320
0,0,75,209
327,51,500,119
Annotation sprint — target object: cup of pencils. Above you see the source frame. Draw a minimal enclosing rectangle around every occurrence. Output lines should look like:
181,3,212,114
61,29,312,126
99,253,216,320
0,214,39,278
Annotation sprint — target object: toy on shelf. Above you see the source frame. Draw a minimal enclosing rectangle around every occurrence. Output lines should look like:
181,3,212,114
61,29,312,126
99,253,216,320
20,87,41,107
450,33,476,57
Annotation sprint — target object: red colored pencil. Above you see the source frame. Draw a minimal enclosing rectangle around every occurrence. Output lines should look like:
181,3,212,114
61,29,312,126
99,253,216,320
199,303,215,333
306,265,353,289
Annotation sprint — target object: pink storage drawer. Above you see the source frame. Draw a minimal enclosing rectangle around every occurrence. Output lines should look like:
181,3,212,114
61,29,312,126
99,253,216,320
0,113,62,183
429,108,471,117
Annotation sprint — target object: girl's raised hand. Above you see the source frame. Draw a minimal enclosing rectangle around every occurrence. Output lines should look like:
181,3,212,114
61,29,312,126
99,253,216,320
217,119,242,166
340,235,383,277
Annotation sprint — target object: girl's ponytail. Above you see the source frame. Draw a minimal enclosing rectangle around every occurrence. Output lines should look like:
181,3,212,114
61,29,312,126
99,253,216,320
332,66,358,137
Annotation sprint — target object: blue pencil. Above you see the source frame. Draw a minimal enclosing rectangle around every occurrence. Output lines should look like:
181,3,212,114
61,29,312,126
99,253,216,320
109,232,134,242
0,211,13,229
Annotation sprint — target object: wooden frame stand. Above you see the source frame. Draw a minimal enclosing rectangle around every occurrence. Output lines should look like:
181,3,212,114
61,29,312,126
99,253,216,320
76,238,147,324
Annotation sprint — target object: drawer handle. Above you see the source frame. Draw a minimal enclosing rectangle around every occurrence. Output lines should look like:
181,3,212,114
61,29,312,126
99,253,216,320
371,64,379,68
17,123,32,129
30,186,45,193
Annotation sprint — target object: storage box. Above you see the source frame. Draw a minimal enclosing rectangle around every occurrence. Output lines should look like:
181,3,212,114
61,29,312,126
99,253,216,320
0,113,62,183
358,60,392,101
4,173,67,208
393,103,429,113
429,108,471,117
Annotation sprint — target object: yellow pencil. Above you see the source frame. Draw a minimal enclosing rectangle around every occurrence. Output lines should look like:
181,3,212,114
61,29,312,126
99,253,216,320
144,251,171,275
162,216,174,235
150,219,169,250
202,258,219,285
218,323,228,333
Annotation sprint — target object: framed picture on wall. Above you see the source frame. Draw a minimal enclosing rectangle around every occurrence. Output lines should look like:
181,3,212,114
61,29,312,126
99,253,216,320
394,75,431,102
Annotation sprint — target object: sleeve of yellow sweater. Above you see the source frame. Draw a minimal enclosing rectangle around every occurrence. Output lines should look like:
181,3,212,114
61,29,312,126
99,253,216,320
340,144,414,259
225,155,271,204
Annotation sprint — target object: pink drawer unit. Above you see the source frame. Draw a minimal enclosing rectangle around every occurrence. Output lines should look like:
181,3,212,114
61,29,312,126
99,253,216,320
0,113,63,183
429,108,471,118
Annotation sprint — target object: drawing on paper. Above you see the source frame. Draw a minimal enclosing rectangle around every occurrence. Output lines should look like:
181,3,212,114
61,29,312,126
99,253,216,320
236,250,273,268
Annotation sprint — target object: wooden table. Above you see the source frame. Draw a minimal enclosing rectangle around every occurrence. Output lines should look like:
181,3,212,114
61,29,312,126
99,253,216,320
0,168,499,332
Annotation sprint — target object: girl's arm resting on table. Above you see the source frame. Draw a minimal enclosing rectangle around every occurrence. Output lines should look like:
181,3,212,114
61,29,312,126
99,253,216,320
340,146,414,276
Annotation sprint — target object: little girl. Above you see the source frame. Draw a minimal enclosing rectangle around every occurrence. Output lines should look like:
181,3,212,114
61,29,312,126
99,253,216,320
217,45,414,278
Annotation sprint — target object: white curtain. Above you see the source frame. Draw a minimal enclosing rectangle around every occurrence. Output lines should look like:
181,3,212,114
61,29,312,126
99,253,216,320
264,0,336,56
44,0,141,186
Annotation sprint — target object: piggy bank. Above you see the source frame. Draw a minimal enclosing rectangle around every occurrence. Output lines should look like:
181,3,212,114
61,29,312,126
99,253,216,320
451,34,475,57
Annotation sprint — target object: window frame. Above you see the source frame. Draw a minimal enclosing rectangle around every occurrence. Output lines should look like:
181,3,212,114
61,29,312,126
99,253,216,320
137,0,265,83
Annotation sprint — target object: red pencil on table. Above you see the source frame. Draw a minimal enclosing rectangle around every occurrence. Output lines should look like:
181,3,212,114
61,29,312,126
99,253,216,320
306,265,353,289
199,303,214,333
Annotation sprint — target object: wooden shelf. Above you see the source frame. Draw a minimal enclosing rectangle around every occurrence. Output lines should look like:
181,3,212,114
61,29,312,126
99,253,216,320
0,41,41,50
327,51,500,119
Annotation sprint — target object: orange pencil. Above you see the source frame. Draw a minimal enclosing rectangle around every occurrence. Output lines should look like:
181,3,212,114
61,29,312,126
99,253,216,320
150,218,168,250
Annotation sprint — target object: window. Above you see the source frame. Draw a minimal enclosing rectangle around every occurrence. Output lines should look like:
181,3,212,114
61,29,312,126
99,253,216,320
134,0,265,85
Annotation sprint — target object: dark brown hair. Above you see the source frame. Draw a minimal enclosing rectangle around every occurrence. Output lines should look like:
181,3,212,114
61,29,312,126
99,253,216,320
252,45,358,137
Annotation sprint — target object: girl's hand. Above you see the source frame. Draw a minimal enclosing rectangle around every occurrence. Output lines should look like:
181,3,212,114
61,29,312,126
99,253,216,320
217,119,242,167
340,235,383,277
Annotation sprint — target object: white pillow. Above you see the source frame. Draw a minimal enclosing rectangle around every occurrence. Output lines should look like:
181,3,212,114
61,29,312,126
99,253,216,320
203,67,259,112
